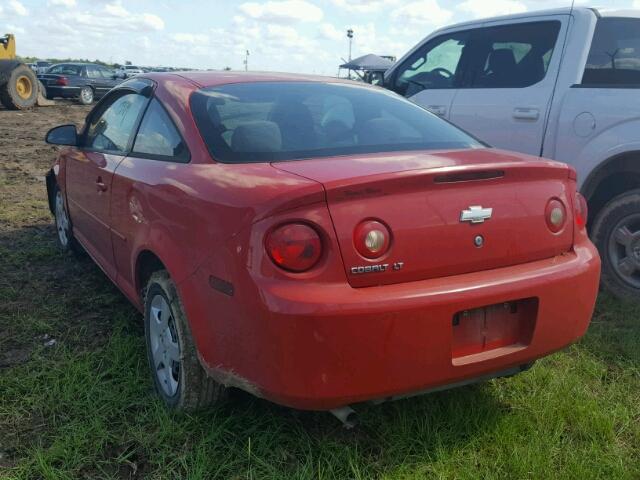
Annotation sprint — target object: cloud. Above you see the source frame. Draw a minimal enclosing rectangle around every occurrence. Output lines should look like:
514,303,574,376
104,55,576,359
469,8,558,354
318,23,344,41
457,0,527,19
8,0,28,16
329,0,399,13
48,0,76,6
169,33,211,45
391,0,453,28
104,2,129,17
6,24,25,35
239,0,323,23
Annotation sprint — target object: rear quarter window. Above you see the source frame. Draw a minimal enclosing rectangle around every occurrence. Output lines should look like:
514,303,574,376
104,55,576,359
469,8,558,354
582,18,640,87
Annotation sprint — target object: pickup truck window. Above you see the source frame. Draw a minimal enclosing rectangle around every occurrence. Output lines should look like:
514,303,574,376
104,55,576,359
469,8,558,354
582,18,640,87
393,32,470,96
467,21,561,88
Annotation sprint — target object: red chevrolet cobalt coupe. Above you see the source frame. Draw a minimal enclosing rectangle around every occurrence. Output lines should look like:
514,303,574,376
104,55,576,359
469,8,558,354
44,73,600,420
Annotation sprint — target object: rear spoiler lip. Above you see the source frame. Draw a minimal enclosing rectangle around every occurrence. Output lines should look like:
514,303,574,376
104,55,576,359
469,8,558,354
317,162,571,203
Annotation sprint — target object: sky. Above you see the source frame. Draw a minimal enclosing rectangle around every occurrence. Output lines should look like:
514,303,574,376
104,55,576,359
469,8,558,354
2,0,639,74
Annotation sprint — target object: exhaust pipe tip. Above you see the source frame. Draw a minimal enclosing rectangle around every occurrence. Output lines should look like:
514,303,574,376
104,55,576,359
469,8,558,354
330,406,358,429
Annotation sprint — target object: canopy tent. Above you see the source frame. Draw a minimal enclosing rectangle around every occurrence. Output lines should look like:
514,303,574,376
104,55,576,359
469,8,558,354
339,54,394,72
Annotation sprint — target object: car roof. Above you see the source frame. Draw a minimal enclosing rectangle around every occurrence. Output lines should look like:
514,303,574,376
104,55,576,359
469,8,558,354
144,70,362,88
50,62,96,67
431,6,640,32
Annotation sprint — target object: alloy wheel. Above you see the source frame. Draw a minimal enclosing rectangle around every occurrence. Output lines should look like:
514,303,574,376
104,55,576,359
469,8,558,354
608,213,640,289
80,87,93,104
149,294,181,397
55,190,70,248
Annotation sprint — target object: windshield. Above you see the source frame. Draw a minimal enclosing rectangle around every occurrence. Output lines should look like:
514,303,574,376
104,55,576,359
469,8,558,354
190,81,483,163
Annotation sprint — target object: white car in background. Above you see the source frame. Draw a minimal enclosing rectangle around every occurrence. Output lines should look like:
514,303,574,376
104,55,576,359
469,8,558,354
385,7,640,303
117,65,144,78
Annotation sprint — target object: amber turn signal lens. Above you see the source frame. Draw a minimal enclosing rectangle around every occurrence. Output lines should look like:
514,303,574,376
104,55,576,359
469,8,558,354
354,220,391,259
545,198,567,233
266,223,322,273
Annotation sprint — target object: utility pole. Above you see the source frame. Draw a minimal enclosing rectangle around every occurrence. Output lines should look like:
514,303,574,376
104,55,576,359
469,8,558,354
244,50,250,71
346,29,354,79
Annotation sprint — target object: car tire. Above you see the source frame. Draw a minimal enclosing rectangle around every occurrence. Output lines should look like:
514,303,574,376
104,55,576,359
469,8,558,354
591,189,640,304
144,270,226,411
78,86,94,105
52,184,82,255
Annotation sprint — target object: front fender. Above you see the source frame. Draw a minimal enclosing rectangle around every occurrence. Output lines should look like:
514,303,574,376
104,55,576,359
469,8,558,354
45,156,65,214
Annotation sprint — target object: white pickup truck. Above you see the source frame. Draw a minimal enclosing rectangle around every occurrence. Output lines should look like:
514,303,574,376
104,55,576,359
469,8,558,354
385,7,640,302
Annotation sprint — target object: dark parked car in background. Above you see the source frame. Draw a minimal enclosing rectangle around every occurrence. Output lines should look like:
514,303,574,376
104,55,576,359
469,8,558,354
38,63,122,105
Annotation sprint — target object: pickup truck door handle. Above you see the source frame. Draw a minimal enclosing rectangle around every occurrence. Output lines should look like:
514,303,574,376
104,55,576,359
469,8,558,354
513,108,540,121
427,105,447,117
95,177,108,192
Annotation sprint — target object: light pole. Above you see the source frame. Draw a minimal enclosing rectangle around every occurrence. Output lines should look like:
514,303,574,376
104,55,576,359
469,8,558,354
244,50,250,71
346,28,354,79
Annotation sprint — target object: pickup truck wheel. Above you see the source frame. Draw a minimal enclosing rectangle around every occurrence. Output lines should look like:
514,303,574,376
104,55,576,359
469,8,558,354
52,184,82,255
592,189,640,303
144,271,226,411
78,86,94,105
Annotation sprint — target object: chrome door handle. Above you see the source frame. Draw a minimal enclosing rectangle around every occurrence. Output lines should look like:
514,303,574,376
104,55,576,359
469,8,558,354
427,105,447,116
513,108,539,120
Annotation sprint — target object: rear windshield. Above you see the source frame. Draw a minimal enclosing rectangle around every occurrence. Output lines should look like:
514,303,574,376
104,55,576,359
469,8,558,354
190,81,482,163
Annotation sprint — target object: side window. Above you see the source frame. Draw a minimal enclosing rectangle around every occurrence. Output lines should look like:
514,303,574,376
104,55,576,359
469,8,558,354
85,92,147,153
132,99,190,162
582,18,640,87
468,21,561,88
86,66,100,79
393,32,470,96
99,67,114,79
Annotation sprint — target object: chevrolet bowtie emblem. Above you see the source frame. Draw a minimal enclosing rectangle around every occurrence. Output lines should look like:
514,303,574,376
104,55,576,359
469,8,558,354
460,206,493,224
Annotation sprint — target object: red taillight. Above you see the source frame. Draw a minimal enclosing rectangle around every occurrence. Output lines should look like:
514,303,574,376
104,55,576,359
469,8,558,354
574,192,588,228
56,76,68,86
266,223,322,273
545,198,567,233
354,220,391,259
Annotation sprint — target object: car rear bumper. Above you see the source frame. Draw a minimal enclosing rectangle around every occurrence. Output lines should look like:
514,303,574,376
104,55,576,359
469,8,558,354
190,238,600,411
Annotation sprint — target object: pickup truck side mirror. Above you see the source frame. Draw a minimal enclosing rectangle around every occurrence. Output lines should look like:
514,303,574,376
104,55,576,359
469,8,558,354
46,124,78,146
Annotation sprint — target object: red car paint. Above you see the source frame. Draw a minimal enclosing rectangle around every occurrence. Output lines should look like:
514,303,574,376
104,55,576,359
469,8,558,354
50,72,600,410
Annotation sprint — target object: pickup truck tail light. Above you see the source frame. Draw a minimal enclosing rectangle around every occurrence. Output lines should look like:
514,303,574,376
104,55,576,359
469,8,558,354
266,223,322,272
56,76,69,86
574,192,588,228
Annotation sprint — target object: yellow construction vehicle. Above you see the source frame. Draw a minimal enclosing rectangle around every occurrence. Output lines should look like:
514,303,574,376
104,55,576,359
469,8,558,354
0,34,49,109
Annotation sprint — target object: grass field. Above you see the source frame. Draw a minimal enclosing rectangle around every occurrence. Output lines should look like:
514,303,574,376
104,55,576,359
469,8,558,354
1,106,639,479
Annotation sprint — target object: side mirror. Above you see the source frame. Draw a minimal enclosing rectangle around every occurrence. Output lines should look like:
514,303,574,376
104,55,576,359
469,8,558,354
46,124,78,146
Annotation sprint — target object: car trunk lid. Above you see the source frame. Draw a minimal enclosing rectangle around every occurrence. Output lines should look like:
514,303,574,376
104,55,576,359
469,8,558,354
273,149,574,287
